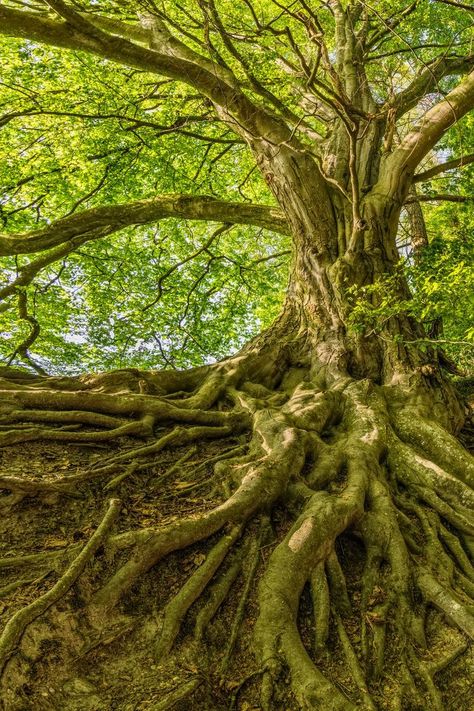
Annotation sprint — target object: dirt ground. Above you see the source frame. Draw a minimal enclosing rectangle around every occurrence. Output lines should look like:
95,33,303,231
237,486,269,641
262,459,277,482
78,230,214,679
0,435,276,711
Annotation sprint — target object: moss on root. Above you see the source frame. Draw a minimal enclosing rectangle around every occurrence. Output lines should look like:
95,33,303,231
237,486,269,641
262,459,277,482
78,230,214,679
0,360,472,710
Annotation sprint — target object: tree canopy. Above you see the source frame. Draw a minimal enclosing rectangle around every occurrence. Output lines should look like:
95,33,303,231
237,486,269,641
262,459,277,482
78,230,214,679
0,0,472,374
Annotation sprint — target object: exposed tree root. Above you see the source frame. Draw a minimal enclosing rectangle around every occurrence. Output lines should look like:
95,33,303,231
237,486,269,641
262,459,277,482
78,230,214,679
311,562,330,657
155,525,242,660
153,677,202,711
194,545,244,644
220,520,267,675
0,362,473,709
335,611,376,710
0,475,83,505
0,498,120,673
0,573,49,600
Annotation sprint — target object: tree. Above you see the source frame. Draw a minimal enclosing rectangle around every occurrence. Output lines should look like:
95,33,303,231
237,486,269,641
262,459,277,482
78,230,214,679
0,1,473,709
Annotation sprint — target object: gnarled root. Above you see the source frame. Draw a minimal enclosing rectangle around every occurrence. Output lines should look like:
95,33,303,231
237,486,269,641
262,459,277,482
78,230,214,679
0,499,120,673
0,364,473,710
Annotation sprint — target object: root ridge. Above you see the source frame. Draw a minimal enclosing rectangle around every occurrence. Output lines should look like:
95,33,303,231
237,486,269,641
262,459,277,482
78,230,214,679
0,367,473,710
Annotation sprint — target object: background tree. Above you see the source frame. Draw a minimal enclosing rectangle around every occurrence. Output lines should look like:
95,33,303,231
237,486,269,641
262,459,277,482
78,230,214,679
0,2,473,710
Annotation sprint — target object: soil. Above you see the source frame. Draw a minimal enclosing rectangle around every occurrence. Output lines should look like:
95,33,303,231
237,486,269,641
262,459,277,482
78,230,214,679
0,436,250,711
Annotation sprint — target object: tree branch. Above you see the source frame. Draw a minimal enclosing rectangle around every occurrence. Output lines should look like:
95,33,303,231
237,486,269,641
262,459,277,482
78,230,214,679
398,69,474,169
0,107,243,145
375,70,474,199
413,152,474,182
367,42,470,62
7,291,47,375
366,1,420,51
0,3,269,138
434,0,474,12
135,9,239,90
0,195,289,257
404,193,473,203
388,54,474,118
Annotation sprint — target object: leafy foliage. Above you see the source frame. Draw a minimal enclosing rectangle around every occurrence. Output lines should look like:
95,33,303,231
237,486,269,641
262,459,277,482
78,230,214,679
0,29,288,373
348,120,474,373
0,221,288,373
0,0,472,374
347,233,474,371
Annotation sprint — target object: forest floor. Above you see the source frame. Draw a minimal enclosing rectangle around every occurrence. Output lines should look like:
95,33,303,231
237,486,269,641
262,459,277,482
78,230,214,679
1,434,281,711
0,395,473,711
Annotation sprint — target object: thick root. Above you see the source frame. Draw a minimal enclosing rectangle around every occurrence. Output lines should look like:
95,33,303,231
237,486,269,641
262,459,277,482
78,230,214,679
154,525,241,660
0,366,473,710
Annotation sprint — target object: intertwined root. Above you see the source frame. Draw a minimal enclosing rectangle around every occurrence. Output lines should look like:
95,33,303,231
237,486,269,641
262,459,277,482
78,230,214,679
0,364,473,710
